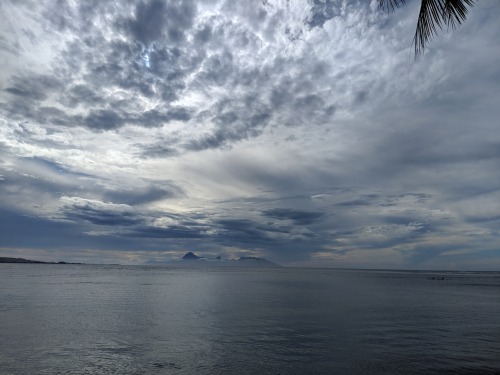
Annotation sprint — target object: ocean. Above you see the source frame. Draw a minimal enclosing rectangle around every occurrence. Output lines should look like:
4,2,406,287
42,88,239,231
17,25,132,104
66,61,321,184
1,264,499,374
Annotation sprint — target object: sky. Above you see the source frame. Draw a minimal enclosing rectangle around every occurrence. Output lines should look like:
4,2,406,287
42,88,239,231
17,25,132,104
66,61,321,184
1,0,499,269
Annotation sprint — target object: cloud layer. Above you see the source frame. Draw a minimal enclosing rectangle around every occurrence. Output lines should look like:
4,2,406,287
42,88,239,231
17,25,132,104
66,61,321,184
1,0,499,269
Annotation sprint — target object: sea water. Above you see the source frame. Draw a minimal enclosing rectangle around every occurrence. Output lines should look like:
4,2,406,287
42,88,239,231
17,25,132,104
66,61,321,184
1,264,500,374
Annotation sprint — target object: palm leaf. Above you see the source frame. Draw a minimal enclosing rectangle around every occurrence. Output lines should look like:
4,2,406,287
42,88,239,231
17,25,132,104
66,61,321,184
379,0,476,57
378,0,406,12
442,0,475,29
413,0,447,56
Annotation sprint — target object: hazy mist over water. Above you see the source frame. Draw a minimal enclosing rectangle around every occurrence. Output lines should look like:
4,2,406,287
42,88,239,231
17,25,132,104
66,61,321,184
1,264,500,374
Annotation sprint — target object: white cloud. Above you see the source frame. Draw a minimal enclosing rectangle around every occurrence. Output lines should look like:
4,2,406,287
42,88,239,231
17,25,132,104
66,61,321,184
0,0,499,268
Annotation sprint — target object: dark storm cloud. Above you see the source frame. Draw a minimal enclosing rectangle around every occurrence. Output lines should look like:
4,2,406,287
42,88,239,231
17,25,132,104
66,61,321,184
263,208,324,225
0,157,183,214
84,110,123,131
0,206,90,249
3,93,192,132
63,202,142,226
215,218,278,245
139,143,179,158
60,84,103,108
196,50,235,86
0,99,73,127
465,215,500,224
382,215,425,226
185,109,271,151
125,0,196,44
139,107,192,126
2,0,335,144
194,24,212,43
0,1,202,133
103,184,183,205
254,58,335,130
4,75,62,102
127,0,169,43
0,206,188,253
0,158,97,211
213,217,319,251
61,199,143,226
396,193,431,203
55,191,213,240
126,224,207,239
334,193,432,208
184,124,262,151
335,195,380,207
83,106,192,131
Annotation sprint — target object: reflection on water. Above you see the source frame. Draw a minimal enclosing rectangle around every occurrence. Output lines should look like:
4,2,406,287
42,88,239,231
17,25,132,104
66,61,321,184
1,265,500,374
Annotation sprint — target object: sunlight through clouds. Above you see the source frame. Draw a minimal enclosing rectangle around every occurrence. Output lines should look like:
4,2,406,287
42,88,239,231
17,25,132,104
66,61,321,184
1,0,499,268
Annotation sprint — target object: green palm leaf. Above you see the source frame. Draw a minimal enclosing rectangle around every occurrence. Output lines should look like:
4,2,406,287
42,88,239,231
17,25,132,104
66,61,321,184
379,0,476,56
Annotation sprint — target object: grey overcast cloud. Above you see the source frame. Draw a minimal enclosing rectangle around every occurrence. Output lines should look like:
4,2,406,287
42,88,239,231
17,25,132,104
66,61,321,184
1,0,499,268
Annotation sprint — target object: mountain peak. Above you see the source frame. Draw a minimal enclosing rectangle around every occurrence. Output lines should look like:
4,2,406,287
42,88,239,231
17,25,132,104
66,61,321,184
182,251,200,260
238,256,280,267
180,252,280,267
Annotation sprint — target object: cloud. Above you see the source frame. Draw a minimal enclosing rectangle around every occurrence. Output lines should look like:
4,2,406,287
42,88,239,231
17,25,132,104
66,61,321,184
262,208,324,225
124,0,196,44
60,197,142,226
125,224,208,239
1,0,499,268
84,110,123,131
102,185,181,206
215,218,271,244
4,74,62,102
139,143,179,158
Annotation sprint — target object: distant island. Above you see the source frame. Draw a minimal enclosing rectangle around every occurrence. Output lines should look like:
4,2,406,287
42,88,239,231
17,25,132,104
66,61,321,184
0,257,79,264
180,252,281,267
1,254,280,268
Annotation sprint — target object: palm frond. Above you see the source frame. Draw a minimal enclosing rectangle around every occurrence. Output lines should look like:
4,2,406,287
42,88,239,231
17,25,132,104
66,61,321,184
378,0,406,12
442,0,475,30
413,0,446,56
380,0,476,57
414,0,475,56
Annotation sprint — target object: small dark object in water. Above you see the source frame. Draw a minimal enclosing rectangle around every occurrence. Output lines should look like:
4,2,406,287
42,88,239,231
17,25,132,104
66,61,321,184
152,362,181,369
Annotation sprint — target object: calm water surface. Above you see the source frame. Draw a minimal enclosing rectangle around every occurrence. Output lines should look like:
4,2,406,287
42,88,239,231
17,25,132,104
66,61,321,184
1,264,500,374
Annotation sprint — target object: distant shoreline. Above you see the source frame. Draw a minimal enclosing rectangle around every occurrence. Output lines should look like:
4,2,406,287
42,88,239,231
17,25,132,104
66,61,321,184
0,257,81,265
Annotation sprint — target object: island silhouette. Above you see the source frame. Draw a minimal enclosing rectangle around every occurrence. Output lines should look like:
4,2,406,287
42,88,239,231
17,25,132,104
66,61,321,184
0,254,281,268
181,252,280,267
0,257,79,264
